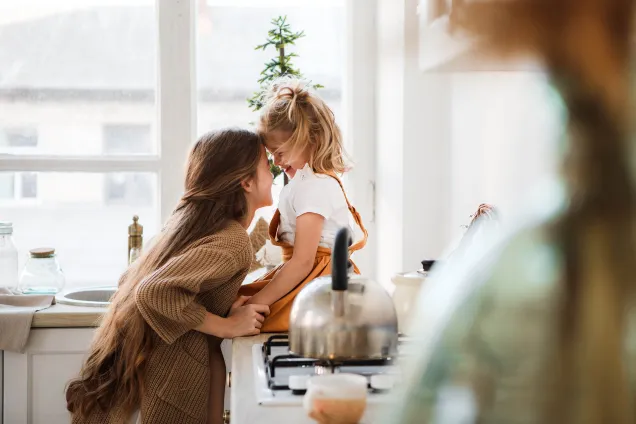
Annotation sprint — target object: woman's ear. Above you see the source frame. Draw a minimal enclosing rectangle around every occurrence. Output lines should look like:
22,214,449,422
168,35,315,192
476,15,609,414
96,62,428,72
241,178,254,193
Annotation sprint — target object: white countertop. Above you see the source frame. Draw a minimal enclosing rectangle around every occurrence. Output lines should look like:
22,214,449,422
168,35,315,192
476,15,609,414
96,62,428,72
230,335,391,424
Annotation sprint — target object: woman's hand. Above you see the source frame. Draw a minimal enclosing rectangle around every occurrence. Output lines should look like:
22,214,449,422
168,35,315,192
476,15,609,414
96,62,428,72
225,296,270,338
194,296,270,339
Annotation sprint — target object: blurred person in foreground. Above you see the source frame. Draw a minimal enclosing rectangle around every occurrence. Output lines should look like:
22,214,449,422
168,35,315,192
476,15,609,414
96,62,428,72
388,1,636,423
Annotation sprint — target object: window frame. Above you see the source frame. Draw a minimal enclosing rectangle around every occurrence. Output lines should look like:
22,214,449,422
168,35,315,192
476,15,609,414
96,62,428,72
0,0,377,275
0,0,196,227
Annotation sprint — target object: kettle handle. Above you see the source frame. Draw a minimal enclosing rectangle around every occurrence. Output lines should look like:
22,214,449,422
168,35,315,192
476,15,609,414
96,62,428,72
332,227,352,291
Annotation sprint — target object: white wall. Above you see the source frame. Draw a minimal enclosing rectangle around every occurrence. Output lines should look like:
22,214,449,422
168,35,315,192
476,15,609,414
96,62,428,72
375,0,453,287
343,0,378,278
449,73,562,228
373,0,562,287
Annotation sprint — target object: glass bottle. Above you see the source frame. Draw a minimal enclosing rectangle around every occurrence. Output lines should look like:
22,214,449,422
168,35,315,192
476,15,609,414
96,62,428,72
18,248,66,295
0,222,19,292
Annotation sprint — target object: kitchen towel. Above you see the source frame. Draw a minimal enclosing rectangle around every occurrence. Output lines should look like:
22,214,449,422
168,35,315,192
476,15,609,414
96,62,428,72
0,289,55,352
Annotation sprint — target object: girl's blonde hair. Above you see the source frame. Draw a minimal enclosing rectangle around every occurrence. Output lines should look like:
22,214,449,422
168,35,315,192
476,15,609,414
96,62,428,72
258,77,349,175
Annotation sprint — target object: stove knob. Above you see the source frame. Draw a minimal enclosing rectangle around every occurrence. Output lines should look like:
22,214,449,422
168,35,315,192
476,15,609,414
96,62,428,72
223,410,230,424
370,374,395,391
288,375,310,391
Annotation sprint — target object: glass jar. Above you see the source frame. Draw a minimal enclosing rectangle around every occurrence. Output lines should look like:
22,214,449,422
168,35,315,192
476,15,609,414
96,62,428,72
18,248,66,295
0,222,19,292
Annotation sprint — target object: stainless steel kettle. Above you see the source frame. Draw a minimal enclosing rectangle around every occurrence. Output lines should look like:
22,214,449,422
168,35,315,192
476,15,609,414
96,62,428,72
288,227,398,360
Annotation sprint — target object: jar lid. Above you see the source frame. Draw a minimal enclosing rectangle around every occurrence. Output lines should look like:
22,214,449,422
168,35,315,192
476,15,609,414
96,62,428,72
30,247,55,258
0,222,13,235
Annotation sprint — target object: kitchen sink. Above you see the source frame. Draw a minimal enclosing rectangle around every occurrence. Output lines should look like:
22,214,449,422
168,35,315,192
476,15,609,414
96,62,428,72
56,287,117,307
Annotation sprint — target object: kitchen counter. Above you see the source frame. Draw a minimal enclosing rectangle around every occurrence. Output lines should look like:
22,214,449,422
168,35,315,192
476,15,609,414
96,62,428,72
29,271,269,329
28,270,269,329
32,303,107,328
230,335,390,424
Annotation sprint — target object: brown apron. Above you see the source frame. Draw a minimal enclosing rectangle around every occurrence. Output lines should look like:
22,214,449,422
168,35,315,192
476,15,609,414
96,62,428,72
238,175,368,332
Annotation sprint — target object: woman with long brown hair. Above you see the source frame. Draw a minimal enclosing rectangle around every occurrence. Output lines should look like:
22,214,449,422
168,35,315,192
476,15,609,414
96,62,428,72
389,0,636,423
66,128,273,424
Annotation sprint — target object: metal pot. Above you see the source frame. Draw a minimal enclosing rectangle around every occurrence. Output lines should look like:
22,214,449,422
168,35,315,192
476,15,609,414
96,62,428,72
288,228,398,360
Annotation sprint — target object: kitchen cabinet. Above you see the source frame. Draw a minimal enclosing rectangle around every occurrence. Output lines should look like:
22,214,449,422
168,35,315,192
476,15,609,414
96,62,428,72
3,328,94,424
2,328,94,424
2,328,233,424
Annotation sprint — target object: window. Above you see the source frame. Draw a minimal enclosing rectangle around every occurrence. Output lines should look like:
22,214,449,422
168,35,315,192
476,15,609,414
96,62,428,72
0,0,352,287
0,127,40,201
0,127,39,148
105,173,154,206
18,172,38,199
103,124,153,155
0,174,15,199
0,1,160,288
196,0,345,225
103,124,154,205
0,172,38,201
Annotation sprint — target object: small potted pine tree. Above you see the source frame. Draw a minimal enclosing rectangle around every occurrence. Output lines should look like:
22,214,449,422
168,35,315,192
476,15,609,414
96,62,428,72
248,16,323,184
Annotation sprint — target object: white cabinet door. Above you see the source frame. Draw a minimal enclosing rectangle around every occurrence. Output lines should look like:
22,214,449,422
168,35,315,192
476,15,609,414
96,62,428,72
221,339,232,417
4,330,233,424
3,328,94,424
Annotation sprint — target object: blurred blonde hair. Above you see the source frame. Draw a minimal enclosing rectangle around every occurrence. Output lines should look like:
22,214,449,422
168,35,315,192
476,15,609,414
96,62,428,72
258,77,349,175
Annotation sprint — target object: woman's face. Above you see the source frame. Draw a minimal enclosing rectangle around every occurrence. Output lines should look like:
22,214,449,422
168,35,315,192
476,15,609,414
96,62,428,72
245,145,274,210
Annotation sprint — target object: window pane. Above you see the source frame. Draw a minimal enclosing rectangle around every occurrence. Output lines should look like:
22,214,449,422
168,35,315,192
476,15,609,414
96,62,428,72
0,127,38,148
19,172,38,198
196,1,345,223
0,173,15,199
103,124,153,155
0,1,157,156
1,172,159,288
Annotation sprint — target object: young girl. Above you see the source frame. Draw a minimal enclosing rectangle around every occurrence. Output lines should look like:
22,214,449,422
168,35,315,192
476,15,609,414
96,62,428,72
239,78,368,331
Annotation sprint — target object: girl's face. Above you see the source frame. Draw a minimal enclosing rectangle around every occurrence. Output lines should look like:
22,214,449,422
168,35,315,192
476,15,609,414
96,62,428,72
265,129,309,179
244,145,274,210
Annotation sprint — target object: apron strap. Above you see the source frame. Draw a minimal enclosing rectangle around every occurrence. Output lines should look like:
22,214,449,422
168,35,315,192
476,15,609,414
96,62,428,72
267,172,368,253
325,174,368,253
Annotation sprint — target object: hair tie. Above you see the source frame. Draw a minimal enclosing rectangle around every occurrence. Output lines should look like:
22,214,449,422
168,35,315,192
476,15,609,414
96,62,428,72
275,86,295,100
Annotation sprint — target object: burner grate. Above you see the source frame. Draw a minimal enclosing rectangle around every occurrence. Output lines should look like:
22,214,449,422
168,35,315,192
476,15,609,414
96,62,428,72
261,334,400,393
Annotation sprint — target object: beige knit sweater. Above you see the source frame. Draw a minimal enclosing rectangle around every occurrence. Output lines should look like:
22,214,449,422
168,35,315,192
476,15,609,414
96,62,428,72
71,220,252,424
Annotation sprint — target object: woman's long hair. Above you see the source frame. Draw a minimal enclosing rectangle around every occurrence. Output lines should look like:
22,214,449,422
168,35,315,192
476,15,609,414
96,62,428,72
66,128,263,419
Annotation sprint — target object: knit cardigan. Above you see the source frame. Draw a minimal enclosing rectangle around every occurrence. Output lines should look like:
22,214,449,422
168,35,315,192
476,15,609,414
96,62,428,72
70,220,252,424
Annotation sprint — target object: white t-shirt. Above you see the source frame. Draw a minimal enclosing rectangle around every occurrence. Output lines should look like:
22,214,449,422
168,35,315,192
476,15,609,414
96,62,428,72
277,164,354,249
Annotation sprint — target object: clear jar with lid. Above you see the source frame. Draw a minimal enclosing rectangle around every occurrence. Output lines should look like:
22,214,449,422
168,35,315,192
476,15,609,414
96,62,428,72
18,248,66,295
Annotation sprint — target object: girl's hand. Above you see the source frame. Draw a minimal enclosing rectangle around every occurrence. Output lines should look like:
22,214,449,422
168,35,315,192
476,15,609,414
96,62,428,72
225,296,270,338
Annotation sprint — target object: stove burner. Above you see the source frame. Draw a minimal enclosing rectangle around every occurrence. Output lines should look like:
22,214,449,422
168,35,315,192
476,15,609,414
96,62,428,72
314,364,335,375
261,335,399,394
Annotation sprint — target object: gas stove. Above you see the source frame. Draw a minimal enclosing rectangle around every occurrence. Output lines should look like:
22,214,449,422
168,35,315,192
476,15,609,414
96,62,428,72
252,335,412,406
